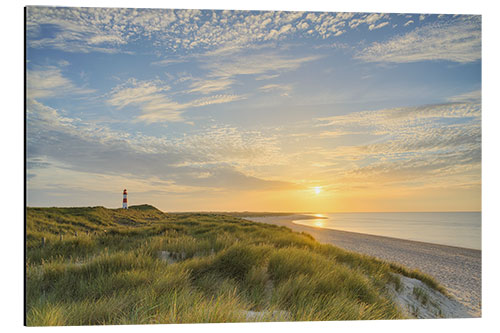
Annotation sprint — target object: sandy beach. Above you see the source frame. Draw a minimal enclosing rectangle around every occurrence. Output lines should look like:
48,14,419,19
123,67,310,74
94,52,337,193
246,215,481,317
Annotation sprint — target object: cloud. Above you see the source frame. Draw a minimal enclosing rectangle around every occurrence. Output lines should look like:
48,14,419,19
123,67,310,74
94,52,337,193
357,16,481,63
188,78,235,94
27,100,295,192
313,101,481,186
171,51,321,97
107,78,245,123
316,102,480,129
26,7,396,55
107,79,185,122
26,7,129,53
404,20,414,27
150,58,188,66
87,34,126,45
258,83,293,96
255,74,281,81
27,65,94,99
133,94,247,123
446,90,481,103
108,79,171,109
368,21,389,30
189,94,246,107
349,13,388,29
205,53,322,78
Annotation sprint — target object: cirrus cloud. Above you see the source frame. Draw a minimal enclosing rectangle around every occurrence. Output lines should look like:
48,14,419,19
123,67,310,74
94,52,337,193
357,16,481,64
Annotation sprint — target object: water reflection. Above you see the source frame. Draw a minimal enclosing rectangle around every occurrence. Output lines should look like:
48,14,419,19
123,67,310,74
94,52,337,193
312,219,324,227
308,214,326,227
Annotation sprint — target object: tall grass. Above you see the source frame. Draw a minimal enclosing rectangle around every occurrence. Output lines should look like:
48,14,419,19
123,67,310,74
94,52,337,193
26,205,445,325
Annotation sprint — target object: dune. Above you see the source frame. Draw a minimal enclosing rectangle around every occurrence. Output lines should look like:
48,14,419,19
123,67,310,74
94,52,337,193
245,214,481,318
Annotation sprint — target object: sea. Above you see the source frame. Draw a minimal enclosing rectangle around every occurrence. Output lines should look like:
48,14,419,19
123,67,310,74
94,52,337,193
292,212,481,250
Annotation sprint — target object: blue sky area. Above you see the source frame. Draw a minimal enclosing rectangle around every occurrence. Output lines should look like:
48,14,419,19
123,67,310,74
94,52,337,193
26,7,481,212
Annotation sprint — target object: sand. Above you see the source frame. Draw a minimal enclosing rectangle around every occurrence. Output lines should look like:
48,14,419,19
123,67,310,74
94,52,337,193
246,215,481,318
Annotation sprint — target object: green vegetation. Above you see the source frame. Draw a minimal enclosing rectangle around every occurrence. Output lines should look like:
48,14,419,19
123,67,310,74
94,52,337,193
26,205,444,326
413,287,429,306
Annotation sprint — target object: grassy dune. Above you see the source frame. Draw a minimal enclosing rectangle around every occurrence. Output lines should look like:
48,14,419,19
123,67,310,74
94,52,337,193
26,205,444,326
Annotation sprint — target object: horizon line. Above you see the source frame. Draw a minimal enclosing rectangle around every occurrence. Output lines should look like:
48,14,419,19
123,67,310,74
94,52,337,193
25,205,482,214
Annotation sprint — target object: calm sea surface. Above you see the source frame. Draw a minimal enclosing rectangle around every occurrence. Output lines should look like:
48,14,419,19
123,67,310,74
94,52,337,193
293,212,481,250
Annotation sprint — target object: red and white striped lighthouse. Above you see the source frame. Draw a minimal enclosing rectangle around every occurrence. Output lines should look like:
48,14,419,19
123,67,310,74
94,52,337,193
122,189,128,209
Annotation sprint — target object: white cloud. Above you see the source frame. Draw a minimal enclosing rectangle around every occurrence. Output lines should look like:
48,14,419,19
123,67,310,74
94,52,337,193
26,7,129,53
27,98,76,131
26,7,396,55
404,20,414,27
108,79,171,110
188,78,235,94
446,90,481,103
349,13,388,29
189,94,246,108
357,16,481,63
279,24,293,34
255,73,281,80
107,78,245,123
317,102,481,130
87,34,126,45
150,58,187,66
136,94,246,123
107,79,186,122
365,13,386,24
205,53,321,78
368,21,389,30
27,66,95,99
258,83,293,96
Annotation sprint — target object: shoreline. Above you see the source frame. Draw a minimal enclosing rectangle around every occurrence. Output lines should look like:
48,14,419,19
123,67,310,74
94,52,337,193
291,213,481,251
244,214,481,317
292,215,481,252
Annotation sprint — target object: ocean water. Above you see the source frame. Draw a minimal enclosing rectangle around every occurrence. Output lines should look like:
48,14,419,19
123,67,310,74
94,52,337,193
293,212,481,250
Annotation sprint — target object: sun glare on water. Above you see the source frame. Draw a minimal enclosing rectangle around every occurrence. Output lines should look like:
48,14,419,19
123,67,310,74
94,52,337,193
314,219,324,227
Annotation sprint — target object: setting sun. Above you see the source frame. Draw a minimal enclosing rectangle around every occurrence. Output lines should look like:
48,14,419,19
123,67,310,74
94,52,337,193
314,186,322,195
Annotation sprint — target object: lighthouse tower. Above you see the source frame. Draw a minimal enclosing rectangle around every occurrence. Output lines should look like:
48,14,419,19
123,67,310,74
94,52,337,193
122,189,128,209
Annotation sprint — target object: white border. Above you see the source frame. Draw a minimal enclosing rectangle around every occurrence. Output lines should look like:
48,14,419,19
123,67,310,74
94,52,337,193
4,1,498,332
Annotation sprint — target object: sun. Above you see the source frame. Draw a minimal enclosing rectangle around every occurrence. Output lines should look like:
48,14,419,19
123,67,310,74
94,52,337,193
314,186,322,195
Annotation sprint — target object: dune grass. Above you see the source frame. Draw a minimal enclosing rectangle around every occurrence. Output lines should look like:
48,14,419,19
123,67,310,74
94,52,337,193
26,205,444,326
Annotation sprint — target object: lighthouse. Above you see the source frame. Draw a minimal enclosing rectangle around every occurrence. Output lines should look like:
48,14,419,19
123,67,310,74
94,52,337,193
122,189,128,209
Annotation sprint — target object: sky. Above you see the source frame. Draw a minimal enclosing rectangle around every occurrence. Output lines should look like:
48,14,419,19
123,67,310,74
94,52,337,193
25,6,481,212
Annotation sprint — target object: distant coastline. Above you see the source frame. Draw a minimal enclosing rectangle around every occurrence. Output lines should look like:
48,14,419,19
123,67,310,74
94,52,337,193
225,212,327,219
